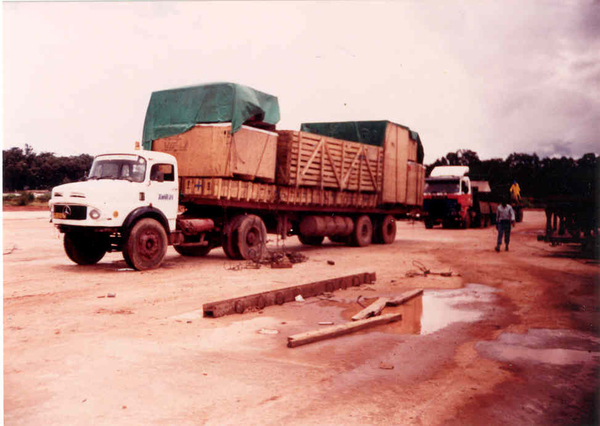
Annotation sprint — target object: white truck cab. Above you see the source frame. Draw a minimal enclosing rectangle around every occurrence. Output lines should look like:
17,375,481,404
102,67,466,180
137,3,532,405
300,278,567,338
49,150,180,270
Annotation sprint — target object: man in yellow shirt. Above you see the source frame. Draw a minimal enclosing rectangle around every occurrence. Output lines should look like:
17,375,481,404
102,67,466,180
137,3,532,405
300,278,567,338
510,180,521,202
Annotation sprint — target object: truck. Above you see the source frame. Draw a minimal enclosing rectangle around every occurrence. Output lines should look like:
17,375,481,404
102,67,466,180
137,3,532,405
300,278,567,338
422,165,523,229
49,82,426,270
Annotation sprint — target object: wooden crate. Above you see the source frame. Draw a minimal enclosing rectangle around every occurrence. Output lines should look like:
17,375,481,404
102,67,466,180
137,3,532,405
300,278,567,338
380,123,421,205
406,162,426,206
276,131,384,193
153,124,278,182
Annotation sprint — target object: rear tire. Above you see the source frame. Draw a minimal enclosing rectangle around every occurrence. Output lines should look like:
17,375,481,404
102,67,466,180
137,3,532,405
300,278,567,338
425,220,434,229
64,232,108,265
374,215,396,244
351,215,373,247
124,218,168,270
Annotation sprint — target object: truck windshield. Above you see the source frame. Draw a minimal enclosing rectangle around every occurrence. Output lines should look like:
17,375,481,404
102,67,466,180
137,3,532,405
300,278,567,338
424,180,460,194
88,155,147,182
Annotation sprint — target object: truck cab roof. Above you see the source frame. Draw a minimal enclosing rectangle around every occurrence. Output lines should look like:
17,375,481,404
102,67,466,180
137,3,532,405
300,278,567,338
429,166,470,177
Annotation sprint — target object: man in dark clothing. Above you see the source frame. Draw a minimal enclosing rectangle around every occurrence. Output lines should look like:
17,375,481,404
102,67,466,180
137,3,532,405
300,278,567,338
495,198,515,251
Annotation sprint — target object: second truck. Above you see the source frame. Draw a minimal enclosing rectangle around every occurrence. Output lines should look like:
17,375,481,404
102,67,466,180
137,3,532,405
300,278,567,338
423,165,523,229
49,83,426,270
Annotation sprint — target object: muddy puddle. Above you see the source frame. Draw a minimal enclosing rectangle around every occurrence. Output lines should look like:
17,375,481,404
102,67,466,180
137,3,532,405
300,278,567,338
327,283,499,336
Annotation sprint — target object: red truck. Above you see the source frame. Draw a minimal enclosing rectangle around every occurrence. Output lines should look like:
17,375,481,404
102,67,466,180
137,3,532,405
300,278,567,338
423,166,523,229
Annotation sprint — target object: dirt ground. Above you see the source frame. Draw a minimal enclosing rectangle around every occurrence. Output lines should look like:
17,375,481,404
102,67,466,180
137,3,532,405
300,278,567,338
3,209,599,425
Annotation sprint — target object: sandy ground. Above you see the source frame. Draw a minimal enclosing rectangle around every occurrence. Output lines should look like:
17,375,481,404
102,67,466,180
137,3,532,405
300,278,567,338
3,209,599,425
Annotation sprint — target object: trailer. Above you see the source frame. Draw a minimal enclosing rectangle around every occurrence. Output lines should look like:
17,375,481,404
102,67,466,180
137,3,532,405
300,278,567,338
48,83,426,270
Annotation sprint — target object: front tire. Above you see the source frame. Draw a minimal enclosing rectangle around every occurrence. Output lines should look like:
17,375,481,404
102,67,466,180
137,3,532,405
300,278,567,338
64,232,108,265
124,218,168,270
236,215,267,260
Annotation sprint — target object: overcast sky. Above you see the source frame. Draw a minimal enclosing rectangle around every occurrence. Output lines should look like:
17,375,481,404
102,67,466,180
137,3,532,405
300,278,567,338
3,0,599,163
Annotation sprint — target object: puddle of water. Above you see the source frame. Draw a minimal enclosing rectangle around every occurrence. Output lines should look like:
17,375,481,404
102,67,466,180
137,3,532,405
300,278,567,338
337,284,498,335
477,329,600,366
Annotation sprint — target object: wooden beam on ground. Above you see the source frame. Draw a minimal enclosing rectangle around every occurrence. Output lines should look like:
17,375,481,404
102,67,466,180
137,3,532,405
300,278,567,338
202,271,376,318
287,313,402,348
351,297,390,321
386,289,424,307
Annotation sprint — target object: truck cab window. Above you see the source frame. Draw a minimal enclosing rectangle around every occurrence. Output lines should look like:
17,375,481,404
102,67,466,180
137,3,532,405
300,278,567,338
151,164,174,182
461,181,469,194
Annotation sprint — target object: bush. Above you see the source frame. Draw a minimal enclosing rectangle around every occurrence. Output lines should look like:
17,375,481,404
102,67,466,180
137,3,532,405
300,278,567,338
37,193,51,202
16,191,35,206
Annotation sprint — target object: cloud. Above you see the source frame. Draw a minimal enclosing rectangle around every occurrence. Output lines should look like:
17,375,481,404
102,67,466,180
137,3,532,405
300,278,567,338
2,1,598,164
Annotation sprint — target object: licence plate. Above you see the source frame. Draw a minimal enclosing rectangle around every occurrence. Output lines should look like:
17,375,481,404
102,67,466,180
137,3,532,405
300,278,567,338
53,212,67,219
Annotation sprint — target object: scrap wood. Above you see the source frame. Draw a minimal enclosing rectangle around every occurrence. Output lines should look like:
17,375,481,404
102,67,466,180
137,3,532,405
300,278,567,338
351,297,390,321
287,313,402,348
406,260,453,277
386,289,424,307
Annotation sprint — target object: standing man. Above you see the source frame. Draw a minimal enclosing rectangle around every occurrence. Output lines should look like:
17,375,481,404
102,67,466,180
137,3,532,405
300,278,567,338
510,180,522,203
496,197,515,252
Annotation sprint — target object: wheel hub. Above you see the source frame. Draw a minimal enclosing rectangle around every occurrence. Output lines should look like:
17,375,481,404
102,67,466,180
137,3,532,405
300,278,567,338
139,231,160,259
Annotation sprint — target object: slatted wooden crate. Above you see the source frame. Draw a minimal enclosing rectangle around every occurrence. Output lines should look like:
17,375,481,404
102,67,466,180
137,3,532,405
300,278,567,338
276,131,384,193
153,123,278,183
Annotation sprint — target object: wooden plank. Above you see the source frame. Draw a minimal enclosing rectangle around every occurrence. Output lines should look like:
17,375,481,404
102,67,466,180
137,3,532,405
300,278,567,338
386,289,424,307
351,297,390,321
203,272,376,318
287,313,402,348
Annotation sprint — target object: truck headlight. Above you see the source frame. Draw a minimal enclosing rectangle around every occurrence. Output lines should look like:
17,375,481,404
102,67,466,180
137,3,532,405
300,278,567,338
89,209,101,220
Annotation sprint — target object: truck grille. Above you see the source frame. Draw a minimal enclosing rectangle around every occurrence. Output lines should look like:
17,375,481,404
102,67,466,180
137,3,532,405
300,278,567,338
53,205,87,220
424,198,459,218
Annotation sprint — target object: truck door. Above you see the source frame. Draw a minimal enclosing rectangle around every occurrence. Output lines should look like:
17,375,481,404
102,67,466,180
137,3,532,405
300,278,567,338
149,162,179,225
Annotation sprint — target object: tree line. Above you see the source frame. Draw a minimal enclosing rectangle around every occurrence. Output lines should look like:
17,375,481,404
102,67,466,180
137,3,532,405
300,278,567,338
3,145,93,192
427,150,598,200
2,145,598,201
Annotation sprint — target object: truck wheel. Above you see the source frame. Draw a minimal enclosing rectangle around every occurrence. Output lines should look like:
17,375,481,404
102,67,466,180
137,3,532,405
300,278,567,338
462,213,471,229
351,215,373,247
298,234,325,246
64,232,107,265
425,220,434,229
373,215,396,244
236,215,267,260
222,215,246,260
124,218,168,270
174,244,212,257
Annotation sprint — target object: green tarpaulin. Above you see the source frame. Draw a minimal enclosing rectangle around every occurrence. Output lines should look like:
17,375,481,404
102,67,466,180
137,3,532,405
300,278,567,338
300,120,424,164
142,83,280,149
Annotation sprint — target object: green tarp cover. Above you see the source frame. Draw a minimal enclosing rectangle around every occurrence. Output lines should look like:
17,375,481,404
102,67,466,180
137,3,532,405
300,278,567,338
142,83,280,149
300,120,424,164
